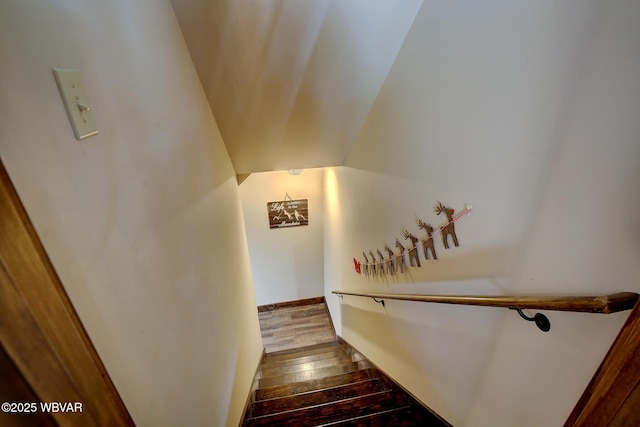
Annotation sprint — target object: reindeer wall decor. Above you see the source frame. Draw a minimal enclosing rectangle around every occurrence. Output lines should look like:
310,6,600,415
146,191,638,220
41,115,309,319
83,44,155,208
394,239,407,274
402,228,421,267
369,250,378,276
434,201,459,249
417,217,437,260
384,244,395,275
353,202,471,278
376,249,386,276
362,252,370,277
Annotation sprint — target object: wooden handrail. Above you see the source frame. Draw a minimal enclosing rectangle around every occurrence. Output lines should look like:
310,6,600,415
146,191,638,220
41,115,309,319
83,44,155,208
332,291,639,314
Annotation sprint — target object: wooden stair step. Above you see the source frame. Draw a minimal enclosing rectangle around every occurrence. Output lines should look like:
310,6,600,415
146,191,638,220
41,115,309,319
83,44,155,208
261,321,334,339
247,390,398,426
265,341,342,360
317,406,423,426
319,403,450,426
260,354,362,378
258,361,371,389
255,369,376,401
262,347,353,369
262,338,337,354
251,378,384,417
260,311,333,328
262,351,352,370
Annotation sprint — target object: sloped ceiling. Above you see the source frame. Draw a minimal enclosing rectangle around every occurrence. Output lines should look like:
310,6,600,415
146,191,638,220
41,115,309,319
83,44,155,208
171,0,423,174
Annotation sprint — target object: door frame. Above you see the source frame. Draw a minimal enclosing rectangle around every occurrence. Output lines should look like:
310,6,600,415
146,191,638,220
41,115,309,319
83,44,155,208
0,159,134,426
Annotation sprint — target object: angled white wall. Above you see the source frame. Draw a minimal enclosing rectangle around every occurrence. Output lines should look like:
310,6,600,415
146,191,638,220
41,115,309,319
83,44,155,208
0,1,262,426
170,0,423,173
240,169,325,305
325,0,640,425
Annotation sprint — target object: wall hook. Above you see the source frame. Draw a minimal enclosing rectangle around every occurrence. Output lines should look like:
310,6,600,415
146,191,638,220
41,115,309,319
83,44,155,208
512,308,551,332
372,297,385,307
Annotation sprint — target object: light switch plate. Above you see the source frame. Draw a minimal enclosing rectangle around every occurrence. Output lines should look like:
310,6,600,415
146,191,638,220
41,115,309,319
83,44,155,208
52,68,98,140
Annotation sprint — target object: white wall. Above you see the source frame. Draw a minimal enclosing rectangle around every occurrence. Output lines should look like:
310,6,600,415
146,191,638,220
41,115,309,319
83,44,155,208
466,1,640,424
240,169,325,305
0,1,263,426
325,0,640,425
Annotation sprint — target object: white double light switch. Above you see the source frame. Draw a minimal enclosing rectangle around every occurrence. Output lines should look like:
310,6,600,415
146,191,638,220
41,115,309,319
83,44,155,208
52,68,98,140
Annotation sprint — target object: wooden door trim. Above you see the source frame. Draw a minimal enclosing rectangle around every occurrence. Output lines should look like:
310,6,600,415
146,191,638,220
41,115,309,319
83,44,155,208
565,299,640,426
0,159,134,426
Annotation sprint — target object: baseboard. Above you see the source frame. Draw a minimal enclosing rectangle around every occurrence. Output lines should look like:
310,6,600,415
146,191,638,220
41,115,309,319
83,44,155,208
257,296,325,312
239,347,266,427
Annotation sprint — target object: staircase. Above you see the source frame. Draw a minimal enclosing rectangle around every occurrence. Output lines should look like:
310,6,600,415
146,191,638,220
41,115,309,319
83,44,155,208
243,339,450,426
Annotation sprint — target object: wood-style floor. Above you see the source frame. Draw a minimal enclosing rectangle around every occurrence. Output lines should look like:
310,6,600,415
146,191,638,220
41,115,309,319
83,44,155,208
258,297,336,353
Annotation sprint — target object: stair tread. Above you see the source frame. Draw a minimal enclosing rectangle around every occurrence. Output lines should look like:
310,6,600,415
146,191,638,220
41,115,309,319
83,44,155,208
262,347,353,369
265,341,343,360
247,390,398,426
255,369,375,401
321,405,449,426
258,361,371,389
260,311,333,329
251,378,384,417
260,354,363,378
318,407,412,426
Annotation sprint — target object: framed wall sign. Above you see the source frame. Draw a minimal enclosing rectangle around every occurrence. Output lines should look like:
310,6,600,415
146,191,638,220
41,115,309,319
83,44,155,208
267,198,308,229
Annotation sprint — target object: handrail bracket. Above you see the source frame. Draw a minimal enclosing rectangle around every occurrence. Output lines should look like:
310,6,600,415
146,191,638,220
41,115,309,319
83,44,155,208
512,308,551,332
372,297,386,307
